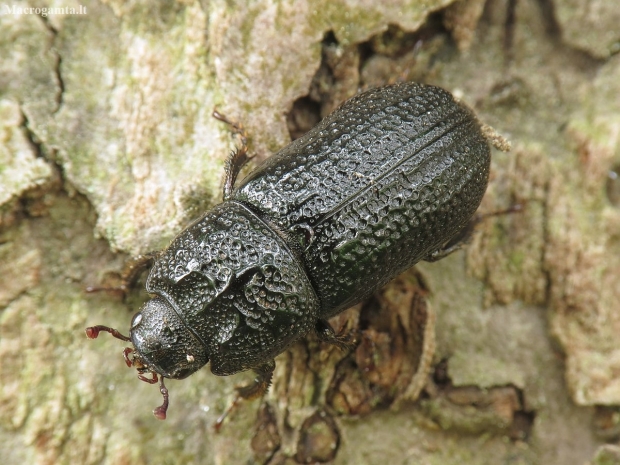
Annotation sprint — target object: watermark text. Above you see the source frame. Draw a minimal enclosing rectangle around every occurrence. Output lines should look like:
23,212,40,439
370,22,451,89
1,4,87,17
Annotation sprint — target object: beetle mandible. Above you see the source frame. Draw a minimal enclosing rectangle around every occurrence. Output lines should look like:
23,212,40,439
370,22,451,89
86,82,491,419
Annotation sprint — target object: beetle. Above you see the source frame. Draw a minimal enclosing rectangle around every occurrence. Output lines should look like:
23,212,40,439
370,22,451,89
86,82,491,420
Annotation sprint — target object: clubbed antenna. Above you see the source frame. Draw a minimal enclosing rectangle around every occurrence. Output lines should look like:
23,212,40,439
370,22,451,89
154,377,169,420
85,325,171,420
85,325,131,341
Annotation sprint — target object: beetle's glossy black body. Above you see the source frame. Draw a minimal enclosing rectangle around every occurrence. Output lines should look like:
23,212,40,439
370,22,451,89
87,82,490,418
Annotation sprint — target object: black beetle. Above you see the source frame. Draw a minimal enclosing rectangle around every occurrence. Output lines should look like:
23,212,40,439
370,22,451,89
86,82,491,419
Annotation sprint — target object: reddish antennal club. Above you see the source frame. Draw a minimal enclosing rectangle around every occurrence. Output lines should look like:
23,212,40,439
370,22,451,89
85,325,170,420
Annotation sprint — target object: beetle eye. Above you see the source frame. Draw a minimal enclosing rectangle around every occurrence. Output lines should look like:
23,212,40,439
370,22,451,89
131,313,143,329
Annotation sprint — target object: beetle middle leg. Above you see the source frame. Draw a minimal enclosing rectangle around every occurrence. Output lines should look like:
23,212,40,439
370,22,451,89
85,252,157,296
213,109,254,200
315,319,358,351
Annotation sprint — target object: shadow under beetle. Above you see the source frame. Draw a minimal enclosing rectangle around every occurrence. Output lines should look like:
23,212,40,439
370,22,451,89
86,82,492,420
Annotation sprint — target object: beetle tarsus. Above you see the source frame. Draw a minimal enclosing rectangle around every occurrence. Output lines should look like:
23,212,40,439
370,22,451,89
214,395,240,432
479,203,524,218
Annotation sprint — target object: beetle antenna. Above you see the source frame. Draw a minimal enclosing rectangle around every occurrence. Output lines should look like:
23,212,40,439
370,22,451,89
85,325,131,342
153,377,169,420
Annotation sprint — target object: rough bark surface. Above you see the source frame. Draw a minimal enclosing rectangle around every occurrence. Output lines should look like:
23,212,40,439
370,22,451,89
1,0,619,464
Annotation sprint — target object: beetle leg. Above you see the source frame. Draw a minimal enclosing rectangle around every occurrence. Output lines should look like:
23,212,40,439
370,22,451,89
85,253,157,296
236,360,276,400
118,253,157,287
315,319,358,351
423,237,470,262
424,204,523,262
213,109,254,200
423,215,481,262
214,360,276,431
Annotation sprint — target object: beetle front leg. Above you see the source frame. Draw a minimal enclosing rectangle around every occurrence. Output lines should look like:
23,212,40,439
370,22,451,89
215,360,276,431
213,109,254,200
236,360,276,400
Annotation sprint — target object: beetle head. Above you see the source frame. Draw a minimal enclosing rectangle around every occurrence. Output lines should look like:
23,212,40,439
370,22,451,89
85,296,208,420
129,296,209,380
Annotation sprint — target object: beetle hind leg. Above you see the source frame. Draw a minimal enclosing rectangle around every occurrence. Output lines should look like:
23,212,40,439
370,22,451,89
424,204,523,262
423,224,474,262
